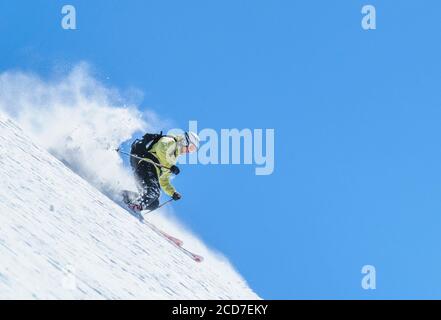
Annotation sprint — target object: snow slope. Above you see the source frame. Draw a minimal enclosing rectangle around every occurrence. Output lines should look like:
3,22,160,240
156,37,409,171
0,113,258,299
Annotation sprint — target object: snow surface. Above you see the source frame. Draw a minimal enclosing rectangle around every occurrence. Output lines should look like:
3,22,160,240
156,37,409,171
0,113,258,299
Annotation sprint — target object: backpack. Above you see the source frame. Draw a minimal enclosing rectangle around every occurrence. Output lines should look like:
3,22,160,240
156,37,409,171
130,132,165,159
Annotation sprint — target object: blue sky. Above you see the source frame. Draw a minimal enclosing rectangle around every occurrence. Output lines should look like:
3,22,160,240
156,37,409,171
2,0,441,299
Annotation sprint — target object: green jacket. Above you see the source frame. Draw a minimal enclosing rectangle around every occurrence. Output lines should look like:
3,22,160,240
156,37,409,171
148,135,183,196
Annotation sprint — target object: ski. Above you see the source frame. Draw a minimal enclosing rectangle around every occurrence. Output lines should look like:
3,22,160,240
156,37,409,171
141,219,204,263
158,231,184,247
120,196,203,263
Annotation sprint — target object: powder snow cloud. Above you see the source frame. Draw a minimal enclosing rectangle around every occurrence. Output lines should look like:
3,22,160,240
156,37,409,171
0,63,152,196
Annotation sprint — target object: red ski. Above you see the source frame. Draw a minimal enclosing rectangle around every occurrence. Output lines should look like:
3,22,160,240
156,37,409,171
142,219,204,263
120,191,204,263
159,231,183,247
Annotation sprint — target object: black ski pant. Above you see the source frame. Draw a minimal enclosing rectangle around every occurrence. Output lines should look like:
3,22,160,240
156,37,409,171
130,157,160,210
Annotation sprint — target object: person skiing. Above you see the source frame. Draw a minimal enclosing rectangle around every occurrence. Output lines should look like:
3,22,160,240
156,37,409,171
123,131,200,213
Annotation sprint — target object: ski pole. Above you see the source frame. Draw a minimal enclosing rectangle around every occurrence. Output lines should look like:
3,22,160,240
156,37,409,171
115,148,171,170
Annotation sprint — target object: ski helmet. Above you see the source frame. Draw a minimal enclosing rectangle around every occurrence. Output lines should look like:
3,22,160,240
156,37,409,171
184,131,200,149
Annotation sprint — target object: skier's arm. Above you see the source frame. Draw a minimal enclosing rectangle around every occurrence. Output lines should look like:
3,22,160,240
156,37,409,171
159,171,176,197
154,138,177,197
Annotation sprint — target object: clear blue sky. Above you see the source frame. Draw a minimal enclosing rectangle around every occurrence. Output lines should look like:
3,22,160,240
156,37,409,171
2,0,441,299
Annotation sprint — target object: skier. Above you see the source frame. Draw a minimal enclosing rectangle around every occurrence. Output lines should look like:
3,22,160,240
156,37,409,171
123,131,200,213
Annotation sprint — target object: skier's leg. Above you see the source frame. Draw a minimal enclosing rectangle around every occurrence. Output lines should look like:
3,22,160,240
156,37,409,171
144,198,159,211
133,161,161,210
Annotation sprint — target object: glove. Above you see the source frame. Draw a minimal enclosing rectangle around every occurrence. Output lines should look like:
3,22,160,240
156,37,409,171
172,192,182,201
170,165,180,175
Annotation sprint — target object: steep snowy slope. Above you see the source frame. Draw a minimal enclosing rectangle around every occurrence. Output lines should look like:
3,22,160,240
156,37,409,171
0,114,258,299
